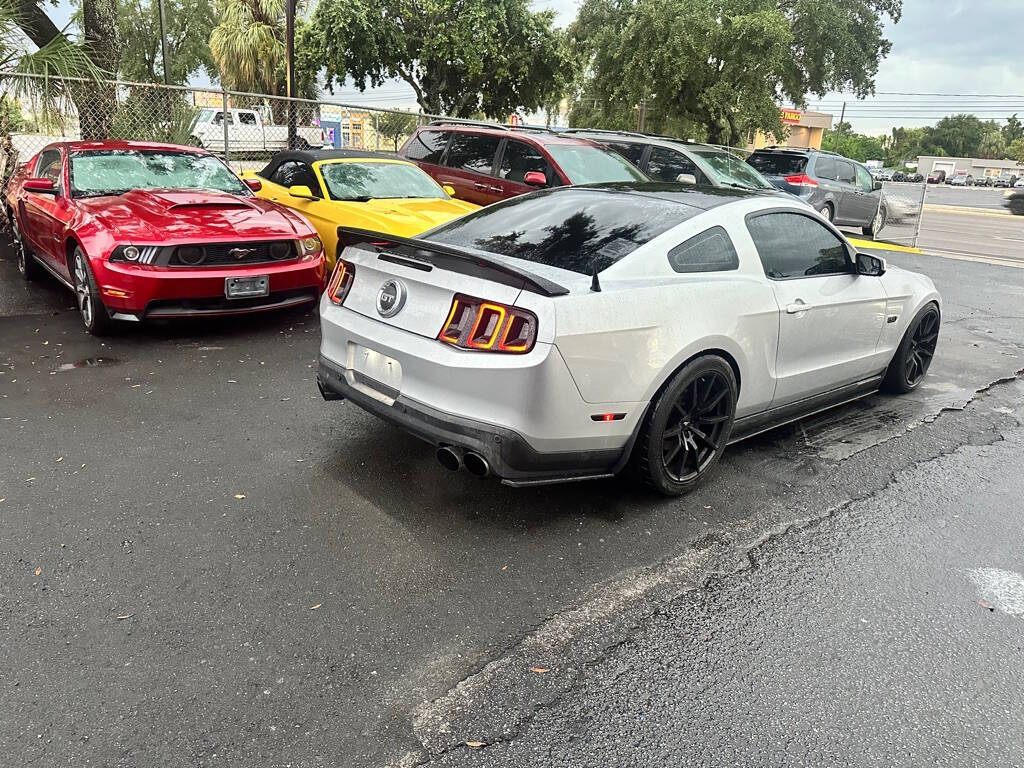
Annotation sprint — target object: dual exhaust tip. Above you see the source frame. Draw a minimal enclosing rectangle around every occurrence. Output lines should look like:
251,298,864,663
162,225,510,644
436,446,490,478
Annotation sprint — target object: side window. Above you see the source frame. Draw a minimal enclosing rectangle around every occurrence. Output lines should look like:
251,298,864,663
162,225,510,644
836,160,856,184
212,111,232,126
855,165,873,192
647,147,699,182
668,226,739,273
605,141,646,167
270,161,320,195
814,155,836,181
237,111,258,125
403,130,451,164
444,133,501,176
747,212,852,279
35,150,62,183
499,140,553,183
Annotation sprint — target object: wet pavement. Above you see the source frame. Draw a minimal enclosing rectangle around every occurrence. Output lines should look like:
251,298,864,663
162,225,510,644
2,235,1024,767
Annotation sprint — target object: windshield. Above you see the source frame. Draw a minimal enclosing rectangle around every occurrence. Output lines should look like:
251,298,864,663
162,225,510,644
693,149,774,189
747,152,807,176
546,144,648,184
70,150,247,198
319,161,445,201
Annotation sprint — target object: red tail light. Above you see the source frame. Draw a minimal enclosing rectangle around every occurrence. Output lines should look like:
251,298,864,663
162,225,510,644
326,259,355,305
783,173,818,187
438,294,537,354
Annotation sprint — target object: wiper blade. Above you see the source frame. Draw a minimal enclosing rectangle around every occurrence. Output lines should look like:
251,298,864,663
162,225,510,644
75,189,132,198
337,196,373,202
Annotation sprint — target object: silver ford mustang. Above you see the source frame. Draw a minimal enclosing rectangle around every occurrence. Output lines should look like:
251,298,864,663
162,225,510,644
317,183,940,495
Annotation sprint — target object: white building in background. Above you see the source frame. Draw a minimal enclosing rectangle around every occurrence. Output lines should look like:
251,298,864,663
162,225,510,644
917,155,1023,180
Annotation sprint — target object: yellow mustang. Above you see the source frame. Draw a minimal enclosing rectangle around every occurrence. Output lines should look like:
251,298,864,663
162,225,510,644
243,150,479,268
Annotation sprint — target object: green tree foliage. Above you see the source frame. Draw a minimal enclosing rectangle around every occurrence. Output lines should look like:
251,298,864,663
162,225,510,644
567,0,901,144
821,123,886,163
301,0,567,118
1002,114,1023,144
374,111,417,151
1008,138,1024,165
917,114,1000,159
117,0,215,84
978,131,1007,160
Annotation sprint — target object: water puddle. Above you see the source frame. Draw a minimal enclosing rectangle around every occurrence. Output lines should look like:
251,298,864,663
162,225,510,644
54,357,119,373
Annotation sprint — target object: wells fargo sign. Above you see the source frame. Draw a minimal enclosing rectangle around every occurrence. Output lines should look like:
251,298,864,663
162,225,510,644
780,109,803,125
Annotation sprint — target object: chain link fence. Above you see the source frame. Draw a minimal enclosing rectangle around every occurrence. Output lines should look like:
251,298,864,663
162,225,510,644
877,180,927,247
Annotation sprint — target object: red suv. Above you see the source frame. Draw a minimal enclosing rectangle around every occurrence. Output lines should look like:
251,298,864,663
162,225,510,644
398,122,648,205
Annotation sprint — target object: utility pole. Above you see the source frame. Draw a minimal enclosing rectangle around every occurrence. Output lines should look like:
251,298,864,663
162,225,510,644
637,99,647,133
285,0,297,149
157,0,170,84
839,101,846,130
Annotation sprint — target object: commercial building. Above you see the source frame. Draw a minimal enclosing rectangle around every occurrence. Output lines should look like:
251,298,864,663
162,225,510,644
748,109,834,151
917,155,1023,181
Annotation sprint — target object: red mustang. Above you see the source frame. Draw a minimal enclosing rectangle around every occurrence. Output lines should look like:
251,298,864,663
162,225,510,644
6,140,325,334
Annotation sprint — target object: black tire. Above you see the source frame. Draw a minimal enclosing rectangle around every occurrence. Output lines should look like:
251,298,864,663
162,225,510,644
630,355,737,496
882,302,940,394
10,208,43,281
70,246,114,336
818,203,834,222
863,205,887,237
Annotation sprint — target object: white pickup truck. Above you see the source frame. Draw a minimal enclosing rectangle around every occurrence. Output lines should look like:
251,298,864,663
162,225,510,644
189,108,325,153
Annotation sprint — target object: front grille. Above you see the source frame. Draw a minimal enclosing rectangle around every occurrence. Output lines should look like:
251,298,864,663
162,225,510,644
168,241,296,266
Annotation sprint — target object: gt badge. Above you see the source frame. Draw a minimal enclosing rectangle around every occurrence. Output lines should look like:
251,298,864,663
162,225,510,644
377,279,407,318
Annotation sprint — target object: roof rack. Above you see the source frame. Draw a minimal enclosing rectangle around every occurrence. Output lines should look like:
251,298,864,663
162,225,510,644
427,119,558,134
561,127,696,144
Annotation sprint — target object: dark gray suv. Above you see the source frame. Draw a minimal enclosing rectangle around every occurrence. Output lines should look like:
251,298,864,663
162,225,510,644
747,147,887,236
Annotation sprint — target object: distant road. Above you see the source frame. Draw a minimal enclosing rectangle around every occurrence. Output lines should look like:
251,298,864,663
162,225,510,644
922,185,1013,211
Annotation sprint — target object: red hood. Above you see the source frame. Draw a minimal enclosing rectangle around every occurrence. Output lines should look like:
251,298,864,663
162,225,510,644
77,189,313,243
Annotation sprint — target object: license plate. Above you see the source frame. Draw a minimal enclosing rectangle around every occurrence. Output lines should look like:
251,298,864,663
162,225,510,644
352,345,402,394
225,275,269,299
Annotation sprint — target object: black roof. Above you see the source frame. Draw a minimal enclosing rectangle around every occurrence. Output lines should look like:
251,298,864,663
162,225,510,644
571,181,766,210
258,149,400,178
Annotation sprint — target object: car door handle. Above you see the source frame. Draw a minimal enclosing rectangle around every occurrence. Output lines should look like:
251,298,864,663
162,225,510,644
786,300,812,314
473,182,490,190
488,185,502,193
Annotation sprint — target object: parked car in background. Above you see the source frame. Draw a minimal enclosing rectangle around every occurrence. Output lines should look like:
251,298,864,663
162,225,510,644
746,147,886,236
948,173,974,186
562,129,781,193
190,108,325,153
398,121,647,206
244,149,478,269
927,170,946,184
318,184,940,494
873,169,894,181
1004,188,1024,215
907,172,924,183
891,171,908,182
975,176,992,187
1014,177,1024,188
6,140,326,334
993,177,1009,188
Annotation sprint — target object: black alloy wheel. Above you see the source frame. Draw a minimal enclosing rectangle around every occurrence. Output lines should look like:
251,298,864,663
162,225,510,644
632,355,737,496
883,303,940,393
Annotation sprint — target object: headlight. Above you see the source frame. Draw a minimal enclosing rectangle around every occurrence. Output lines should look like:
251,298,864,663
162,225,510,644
298,236,323,259
109,245,141,263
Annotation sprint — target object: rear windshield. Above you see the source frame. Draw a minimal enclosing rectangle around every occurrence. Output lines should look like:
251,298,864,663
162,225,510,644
747,152,807,176
423,188,697,274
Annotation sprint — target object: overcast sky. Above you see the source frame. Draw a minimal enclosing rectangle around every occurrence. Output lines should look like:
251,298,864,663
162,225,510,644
47,0,1024,135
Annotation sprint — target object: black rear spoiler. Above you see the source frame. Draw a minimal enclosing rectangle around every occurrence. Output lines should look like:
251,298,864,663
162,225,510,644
336,227,570,297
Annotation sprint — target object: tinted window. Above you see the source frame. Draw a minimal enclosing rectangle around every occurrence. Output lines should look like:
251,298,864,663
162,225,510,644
605,141,647,167
668,226,739,273
855,165,873,192
647,147,698,182
237,112,257,125
404,130,450,164
814,155,837,180
747,212,851,279
836,160,856,183
35,150,62,183
499,140,553,184
425,189,698,274
269,161,319,194
444,133,501,175
747,151,807,176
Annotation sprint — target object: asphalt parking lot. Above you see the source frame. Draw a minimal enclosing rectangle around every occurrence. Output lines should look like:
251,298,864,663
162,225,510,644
3,227,1024,766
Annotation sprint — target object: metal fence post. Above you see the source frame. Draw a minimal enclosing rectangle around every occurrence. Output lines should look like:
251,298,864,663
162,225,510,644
913,179,927,249
221,87,230,160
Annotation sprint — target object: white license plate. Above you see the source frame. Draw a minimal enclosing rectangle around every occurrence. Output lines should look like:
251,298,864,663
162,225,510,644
353,345,402,393
225,275,269,299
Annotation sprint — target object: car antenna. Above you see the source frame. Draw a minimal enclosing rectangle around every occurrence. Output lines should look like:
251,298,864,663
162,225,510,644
590,262,602,292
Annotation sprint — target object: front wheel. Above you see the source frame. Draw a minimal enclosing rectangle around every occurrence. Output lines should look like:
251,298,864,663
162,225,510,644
630,355,737,496
882,303,940,393
10,210,42,281
71,246,114,335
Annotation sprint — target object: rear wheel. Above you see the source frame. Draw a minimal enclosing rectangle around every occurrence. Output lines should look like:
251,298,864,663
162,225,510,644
818,203,833,222
10,209,42,281
71,246,114,335
630,355,737,496
863,205,887,237
882,303,940,393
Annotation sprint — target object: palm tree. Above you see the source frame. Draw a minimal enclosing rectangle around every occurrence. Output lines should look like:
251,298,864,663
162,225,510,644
209,0,286,96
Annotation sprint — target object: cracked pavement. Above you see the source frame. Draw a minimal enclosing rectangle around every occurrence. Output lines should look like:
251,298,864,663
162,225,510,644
2,241,1024,767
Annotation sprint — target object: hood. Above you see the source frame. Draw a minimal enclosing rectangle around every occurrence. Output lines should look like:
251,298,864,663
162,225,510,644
333,197,478,238
77,189,312,243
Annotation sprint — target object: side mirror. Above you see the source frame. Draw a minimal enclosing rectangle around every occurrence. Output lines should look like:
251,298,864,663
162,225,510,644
243,178,262,192
523,170,547,187
873,180,883,191
856,252,886,276
24,177,57,195
676,173,697,185
442,184,456,197
288,184,316,200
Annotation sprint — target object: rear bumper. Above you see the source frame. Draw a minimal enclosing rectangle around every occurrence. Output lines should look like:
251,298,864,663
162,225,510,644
316,355,625,485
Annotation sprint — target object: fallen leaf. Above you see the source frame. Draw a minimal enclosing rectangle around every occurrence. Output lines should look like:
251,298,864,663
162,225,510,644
529,666,549,674
234,494,246,500
977,599,995,612
465,741,485,749
501,565,508,571
34,566,42,576
227,379,238,384
310,603,322,610
116,614,133,620
56,456,63,462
